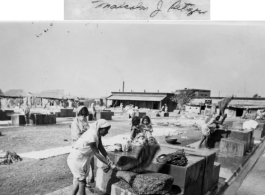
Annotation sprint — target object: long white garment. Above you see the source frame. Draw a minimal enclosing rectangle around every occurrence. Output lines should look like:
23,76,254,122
67,119,110,180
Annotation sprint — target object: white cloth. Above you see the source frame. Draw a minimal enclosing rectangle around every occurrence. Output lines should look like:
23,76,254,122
243,120,258,130
67,119,110,180
201,123,211,136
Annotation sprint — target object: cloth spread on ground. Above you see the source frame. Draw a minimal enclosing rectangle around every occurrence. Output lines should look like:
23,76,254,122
0,150,22,165
243,120,258,130
19,146,72,159
156,149,188,166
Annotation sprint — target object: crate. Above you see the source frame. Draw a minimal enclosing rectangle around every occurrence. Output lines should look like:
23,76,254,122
108,146,205,195
220,138,246,157
254,123,265,140
111,181,137,195
96,112,113,120
43,115,50,124
225,127,254,152
211,162,221,189
11,115,26,126
29,114,44,125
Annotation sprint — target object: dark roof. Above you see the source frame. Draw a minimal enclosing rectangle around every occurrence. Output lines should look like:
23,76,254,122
111,92,174,95
175,88,211,92
108,92,172,101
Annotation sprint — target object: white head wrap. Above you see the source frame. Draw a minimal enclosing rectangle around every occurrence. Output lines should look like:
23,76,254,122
90,119,110,132
76,105,86,115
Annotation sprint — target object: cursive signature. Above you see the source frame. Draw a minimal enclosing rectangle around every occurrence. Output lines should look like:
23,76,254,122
168,0,207,16
92,0,148,11
150,0,163,17
92,0,207,18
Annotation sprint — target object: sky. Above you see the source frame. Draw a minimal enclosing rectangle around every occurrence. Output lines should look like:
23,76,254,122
0,21,265,98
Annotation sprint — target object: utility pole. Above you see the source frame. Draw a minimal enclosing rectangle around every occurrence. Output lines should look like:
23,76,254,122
123,81,124,92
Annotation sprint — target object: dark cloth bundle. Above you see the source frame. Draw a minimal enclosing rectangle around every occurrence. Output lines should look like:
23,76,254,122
156,149,188,166
218,96,233,117
0,150,22,165
117,144,160,173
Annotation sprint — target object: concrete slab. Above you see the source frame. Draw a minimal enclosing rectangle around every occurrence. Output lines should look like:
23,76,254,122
219,138,246,157
219,167,234,180
108,145,211,195
237,150,265,195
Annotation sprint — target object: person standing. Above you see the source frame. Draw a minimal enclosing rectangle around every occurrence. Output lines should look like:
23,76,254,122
23,104,31,126
67,119,121,195
71,106,90,144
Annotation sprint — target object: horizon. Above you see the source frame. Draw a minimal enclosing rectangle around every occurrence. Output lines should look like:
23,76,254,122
1,21,265,98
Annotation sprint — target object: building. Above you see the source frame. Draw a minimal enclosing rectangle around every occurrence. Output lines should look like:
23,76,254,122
175,88,211,98
107,92,177,111
190,97,265,117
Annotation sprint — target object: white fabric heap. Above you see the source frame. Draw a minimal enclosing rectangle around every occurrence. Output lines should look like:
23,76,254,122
243,120,258,130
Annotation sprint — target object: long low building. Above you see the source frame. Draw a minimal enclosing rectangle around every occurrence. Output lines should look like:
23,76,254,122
190,97,265,117
107,92,177,112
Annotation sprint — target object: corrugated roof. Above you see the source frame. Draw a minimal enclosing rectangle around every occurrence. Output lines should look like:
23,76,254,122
107,94,166,101
191,98,265,107
5,89,32,97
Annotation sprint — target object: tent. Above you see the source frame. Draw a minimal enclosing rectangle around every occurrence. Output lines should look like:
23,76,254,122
5,89,32,97
0,89,5,97
36,90,64,99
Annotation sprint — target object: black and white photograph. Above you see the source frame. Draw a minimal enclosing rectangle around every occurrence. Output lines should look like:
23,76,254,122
1,21,265,195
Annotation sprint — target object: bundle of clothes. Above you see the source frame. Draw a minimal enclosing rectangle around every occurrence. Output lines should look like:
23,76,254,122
156,149,188,166
0,150,22,165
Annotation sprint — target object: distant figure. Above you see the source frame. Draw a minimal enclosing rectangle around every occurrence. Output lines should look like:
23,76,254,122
71,106,89,145
128,106,136,119
120,103,123,109
198,105,221,149
241,108,250,119
161,104,168,113
130,116,141,141
23,104,31,126
255,109,265,120
91,103,97,120
68,100,73,108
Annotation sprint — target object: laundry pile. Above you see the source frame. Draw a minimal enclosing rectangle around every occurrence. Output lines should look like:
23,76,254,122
156,149,188,166
131,133,158,147
156,122,182,127
0,150,22,165
117,144,160,173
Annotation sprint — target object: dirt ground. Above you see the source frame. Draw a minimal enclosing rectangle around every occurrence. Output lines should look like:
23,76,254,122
0,116,202,195
0,155,72,195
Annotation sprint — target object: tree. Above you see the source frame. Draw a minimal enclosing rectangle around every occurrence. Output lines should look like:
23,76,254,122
253,94,258,98
171,89,196,109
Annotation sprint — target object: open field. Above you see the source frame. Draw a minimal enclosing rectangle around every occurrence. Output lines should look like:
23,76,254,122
0,116,202,195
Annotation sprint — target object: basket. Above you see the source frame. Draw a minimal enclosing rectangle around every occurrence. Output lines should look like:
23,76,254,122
165,136,178,144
